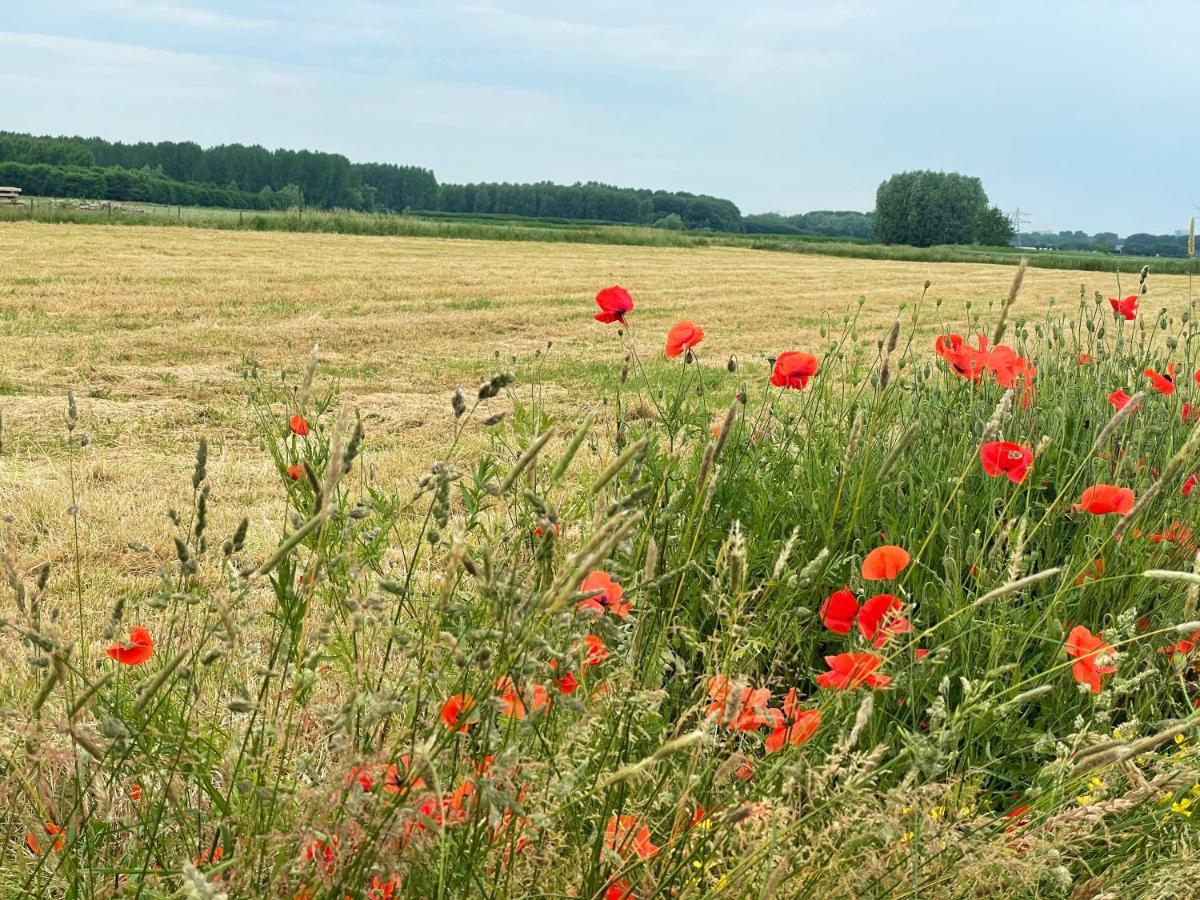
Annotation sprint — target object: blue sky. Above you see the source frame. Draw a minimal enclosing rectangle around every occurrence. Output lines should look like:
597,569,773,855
0,1,1195,233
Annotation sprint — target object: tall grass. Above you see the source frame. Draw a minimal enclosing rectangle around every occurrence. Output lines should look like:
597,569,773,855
4,279,1200,897
3,200,1198,276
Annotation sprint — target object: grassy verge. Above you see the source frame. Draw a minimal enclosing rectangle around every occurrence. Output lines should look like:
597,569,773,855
3,199,1197,276
4,270,1200,896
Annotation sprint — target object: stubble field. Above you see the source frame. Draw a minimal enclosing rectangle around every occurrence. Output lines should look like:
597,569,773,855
5,223,1200,897
3,222,1191,589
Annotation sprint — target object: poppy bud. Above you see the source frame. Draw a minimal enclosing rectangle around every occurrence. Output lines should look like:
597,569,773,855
727,354,737,373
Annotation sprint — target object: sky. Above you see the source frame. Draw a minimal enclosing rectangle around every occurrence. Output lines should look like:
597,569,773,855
0,0,1195,234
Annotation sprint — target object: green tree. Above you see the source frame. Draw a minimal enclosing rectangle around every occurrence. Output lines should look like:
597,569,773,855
874,170,989,246
971,205,1015,246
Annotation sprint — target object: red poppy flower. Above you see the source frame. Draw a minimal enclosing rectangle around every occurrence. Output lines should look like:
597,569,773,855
1077,353,1091,364
1149,520,1195,551
1065,625,1116,693
594,285,634,324
861,545,910,581
25,822,64,855
1185,474,1198,497
764,687,821,752
606,882,634,900
368,875,400,900
553,669,580,695
347,759,422,796
578,570,631,619
1107,389,1138,411
1145,363,1176,395
819,588,859,634
735,761,754,781
706,676,783,731
770,351,820,390
856,594,911,648
346,764,376,793
106,627,154,666
604,815,659,860
935,333,988,381
1074,484,1135,515
816,652,891,690
532,521,561,538
305,837,338,874
1184,403,1199,423
1004,804,1032,833
1160,631,1200,657
582,634,608,668
665,321,704,358
289,413,310,436
1073,558,1105,586
440,693,475,732
194,846,223,868
129,783,142,802
915,648,930,660
496,676,550,719
935,334,1034,404
980,441,1034,484
1109,295,1138,320
986,345,1035,391
286,463,304,481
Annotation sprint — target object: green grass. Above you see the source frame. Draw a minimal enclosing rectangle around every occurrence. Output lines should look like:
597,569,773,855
5,272,1200,896
4,196,1198,276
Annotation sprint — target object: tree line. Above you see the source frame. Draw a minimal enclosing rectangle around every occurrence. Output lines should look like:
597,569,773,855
742,210,874,239
1,132,1189,252
1022,230,1194,258
0,131,741,231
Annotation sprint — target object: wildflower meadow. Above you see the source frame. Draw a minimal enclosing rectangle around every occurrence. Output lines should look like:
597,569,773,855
6,257,1200,898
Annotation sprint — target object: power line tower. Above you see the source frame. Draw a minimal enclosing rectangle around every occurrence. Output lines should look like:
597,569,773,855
1010,207,1031,248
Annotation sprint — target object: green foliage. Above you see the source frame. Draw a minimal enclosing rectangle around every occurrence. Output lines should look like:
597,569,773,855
0,160,271,209
0,131,434,212
5,283,1200,896
875,170,989,246
972,205,1016,246
742,209,874,239
652,212,684,230
433,180,743,230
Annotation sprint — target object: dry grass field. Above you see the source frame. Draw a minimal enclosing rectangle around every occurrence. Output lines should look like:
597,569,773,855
1,222,1194,606
7,222,1200,896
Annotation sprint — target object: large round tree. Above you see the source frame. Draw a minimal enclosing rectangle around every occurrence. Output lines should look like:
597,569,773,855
874,170,992,246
